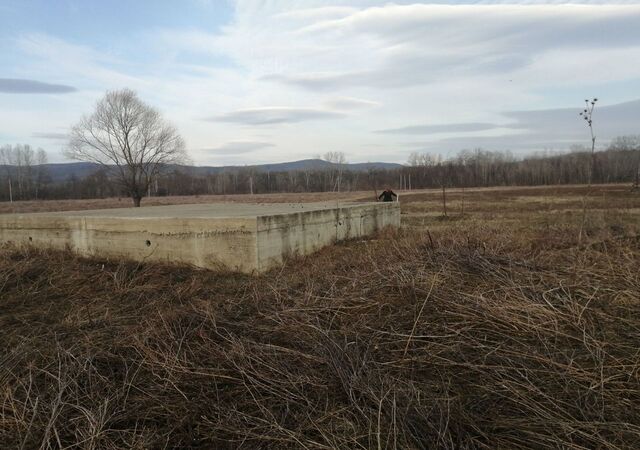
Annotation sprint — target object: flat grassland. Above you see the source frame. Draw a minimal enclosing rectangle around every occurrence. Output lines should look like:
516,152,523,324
1,184,639,449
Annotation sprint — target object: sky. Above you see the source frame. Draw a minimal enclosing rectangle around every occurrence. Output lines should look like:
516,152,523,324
1,0,640,165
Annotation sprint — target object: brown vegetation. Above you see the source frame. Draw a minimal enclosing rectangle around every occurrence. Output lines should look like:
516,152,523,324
0,190,370,214
1,182,636,215
1,185,639,449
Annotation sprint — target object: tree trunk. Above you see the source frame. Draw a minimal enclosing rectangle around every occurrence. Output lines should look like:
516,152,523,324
132,195,142,207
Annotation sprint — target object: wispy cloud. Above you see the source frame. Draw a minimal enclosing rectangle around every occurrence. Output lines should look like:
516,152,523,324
324,96,379,110
31,131,69,140
401,99,640,153
0,78,76,94
263,4,640,91
213,107,346,125
207,141,274,154
274,6,357,22
378,122,507,135
16,33,142,88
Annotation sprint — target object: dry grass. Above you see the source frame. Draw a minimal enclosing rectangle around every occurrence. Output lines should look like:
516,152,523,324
1,185,639,449
1,183,632,215
0,191,373,214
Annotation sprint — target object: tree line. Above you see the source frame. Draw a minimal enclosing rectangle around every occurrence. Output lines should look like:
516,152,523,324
404,138,640,190
2,89,638,206
1,137,639,203
0,144,49,202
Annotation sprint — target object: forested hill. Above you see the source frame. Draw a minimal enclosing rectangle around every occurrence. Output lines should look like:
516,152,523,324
191,159,403,176
0,159,404,183
1,146,639,202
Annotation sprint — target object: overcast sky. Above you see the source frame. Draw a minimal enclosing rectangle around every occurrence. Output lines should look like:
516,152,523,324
1,0,640,165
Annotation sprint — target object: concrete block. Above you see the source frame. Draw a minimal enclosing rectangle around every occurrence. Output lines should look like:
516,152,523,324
0,202,400,273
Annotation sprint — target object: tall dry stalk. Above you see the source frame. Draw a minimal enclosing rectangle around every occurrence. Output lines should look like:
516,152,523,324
441,185,447,217
578,97,598,245
579,98,598,187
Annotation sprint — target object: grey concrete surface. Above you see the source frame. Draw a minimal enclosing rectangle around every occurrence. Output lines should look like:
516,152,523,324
19,202,359,218
0,202,400,273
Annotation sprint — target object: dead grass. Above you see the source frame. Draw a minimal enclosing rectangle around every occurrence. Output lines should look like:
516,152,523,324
0,191,372,214
1,183,632,215
1,185,640,449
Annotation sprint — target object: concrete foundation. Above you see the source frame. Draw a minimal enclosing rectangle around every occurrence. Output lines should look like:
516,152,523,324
0,202,400,273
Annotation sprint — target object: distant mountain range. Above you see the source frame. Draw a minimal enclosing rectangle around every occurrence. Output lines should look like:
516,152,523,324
1,159,404,183
188,159,403,176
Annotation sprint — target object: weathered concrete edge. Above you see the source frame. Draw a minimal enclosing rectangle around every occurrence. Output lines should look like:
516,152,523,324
254,202,400,272
0,216,260,272
0,202,400,274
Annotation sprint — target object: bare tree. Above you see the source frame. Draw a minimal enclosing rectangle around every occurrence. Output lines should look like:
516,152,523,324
608,135,640,188
34,148,48,199
323,151,347,192
66,89,187,207
0,144,47,201
0,145,14,202
15,144,34,198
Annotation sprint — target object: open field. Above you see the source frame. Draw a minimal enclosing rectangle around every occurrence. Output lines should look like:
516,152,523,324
1,184,640,449
1,183,635,215
0,191,368,214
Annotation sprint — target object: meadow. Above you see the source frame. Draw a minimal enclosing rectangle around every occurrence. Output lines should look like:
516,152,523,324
1,184,639,449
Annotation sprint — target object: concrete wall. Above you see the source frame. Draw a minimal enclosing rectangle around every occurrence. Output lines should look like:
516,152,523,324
0,202,400,273
256,202,400,271
0,215,258,272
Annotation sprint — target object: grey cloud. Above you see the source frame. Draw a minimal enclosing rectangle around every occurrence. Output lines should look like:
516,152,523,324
402,99,640,154
32,132,69,140
264,50,531,91
0,78,77,94
208,141,274,154
324,96,379,110
378,122,508,135
263,56,449,91
213,107,346,125
275,6,357,22
309,4,640,51
266,5,640,92
502,99,640,139
404,133,591,156
261,73,362,91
